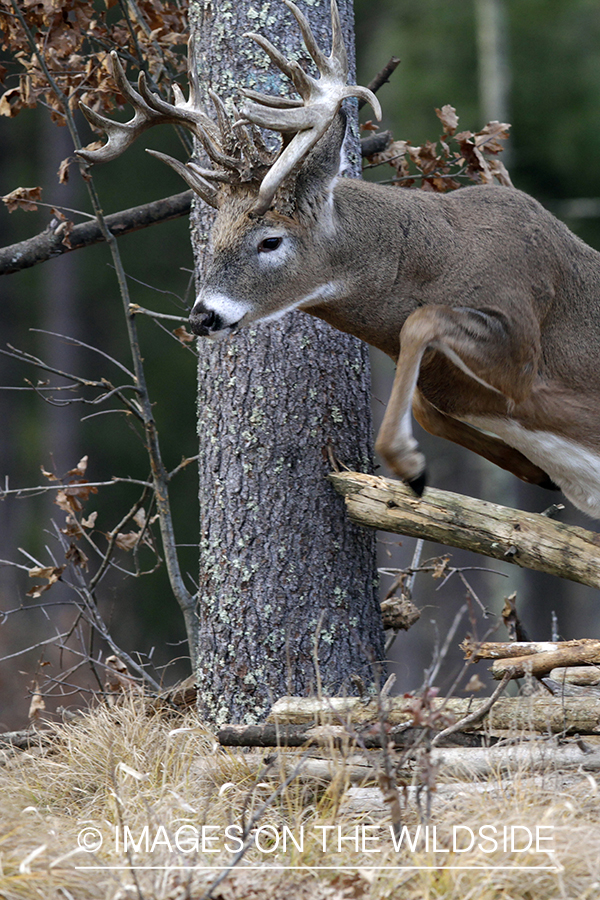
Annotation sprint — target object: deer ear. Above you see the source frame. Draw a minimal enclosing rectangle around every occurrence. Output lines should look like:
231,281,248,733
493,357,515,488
294,110,348,211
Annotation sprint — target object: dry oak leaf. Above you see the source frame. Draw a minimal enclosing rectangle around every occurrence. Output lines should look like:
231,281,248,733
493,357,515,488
69,455,88,476
2,186,42,212
173,325,195,344
65,542,89,570
27,564,65,598
436,104,459,135
465,674,486,692
105,654,141,696
0,87,23,118
115,531,140,551
474,120,511,154
431,555,451,579
57,157,71,184
81,510,98,529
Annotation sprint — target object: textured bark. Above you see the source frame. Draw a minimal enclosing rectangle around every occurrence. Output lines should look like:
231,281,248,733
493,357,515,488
188,0,383,724
490,645,600,680
288,744,600,783
463,639,600,661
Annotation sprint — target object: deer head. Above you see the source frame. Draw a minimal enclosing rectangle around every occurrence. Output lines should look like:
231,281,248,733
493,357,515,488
77,0,380,336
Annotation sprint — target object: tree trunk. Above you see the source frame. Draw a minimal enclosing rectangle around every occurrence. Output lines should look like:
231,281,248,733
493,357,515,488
188,0,384,724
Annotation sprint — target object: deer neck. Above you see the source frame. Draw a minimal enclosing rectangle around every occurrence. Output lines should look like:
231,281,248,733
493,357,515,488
307,179,433,360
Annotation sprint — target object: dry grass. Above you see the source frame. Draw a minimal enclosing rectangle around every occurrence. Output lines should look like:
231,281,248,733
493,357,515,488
0,700,599,899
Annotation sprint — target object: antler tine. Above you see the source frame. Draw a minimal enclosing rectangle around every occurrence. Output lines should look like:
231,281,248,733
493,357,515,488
134,77,244,172
282,0,340,78
253,128,318,214
187,162,242,185
77,53,160,164
329,0,348,77
207,89,240,156
146,150,219,208
241,89,303,110
239,0,382,214
244,31,314,100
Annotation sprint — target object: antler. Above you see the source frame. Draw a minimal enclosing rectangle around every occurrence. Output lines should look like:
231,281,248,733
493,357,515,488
76,0,381,216
76,52,271,210
240,0,382,215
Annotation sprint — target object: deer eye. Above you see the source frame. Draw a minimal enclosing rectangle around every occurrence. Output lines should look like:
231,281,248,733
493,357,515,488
258,237,283,253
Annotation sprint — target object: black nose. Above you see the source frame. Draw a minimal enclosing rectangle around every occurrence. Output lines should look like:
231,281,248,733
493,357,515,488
190,308,223,336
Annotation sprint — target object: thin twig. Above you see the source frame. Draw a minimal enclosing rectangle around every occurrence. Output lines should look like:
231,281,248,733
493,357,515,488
0,478,152,499
423,603,468,689
30,329,136,379
385,538,424,654
431,672,512,747
129,304,189,323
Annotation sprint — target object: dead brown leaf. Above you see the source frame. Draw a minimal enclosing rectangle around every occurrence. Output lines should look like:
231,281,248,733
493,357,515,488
2,185,43,212
105,655,141,697
431,556,451,579
81,510,98,529
173,325,195,344
27,564,65,597
28,684,46,721
115,531,140,551
65,542,89,569
57,156,71,183
69,456,88,477
435,104,459,135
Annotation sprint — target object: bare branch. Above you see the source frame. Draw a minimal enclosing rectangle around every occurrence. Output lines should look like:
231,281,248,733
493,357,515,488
0,631,71,664
128,304,188,322
167,455,200,482
0,191,193,277
0,478,152,500
359,56,401,109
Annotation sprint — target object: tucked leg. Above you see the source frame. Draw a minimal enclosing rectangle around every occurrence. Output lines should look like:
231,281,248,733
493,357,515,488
375,304,541,486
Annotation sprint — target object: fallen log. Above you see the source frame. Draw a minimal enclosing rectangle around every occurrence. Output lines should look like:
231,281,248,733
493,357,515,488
463,639,600,661
277,739,600,783
329,471,600,587
217,722,494,750
550,666,600,686
542,678,600,698
491,644,600,679
268,695,600,734
0,729,49,751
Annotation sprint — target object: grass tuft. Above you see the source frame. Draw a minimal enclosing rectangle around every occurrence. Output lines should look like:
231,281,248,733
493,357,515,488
0,699,599,899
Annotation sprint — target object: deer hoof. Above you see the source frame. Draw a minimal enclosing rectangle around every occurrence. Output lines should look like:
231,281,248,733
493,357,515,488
406,470,427,497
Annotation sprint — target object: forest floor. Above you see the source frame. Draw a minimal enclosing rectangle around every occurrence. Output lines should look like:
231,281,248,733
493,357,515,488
0,698,599,900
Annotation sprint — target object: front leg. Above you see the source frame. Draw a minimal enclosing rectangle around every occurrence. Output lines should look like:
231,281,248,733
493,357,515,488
375,304,541,490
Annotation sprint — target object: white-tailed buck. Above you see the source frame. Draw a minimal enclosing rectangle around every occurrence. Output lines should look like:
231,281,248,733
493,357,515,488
78,0,600,519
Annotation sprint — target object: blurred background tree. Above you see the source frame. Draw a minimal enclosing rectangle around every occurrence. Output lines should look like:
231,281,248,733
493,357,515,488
2,0,600,728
